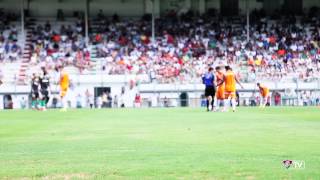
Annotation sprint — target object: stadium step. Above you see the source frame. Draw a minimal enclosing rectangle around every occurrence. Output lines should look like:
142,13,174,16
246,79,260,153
16,24,34,85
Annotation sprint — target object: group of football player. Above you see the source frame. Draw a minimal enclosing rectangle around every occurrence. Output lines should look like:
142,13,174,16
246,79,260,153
30,67,51,111
202,65,270,112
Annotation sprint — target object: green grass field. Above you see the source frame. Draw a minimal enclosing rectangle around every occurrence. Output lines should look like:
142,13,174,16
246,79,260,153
0,107,319,180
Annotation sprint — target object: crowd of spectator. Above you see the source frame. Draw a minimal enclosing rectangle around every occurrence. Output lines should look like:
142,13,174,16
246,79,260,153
92,8,320,83
29,19,92,73
1,8,320,84
0,10,22,62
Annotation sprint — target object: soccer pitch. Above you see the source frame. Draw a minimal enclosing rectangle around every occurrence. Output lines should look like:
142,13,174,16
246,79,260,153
0,107,319,179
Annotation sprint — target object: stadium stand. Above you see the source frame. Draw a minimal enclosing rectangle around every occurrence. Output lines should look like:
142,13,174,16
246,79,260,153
0,10,22,62
1,6,320,85
0,0,319,109
0,10,24,84
12,17,102,84
91,10,320,84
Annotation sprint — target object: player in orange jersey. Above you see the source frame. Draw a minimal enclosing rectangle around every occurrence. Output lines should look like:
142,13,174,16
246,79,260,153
218,66,243,112
257,83,270,108
59,66,70,111
215,66,225,111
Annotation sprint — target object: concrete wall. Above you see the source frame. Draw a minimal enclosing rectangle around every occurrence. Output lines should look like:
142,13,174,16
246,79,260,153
90,0,145,17
145,0,160,17
205,0,263,14
0,0,145,17
29,0,85,17
206,0,220,11
1,0,319,17
1,80,320,109
29,0,145,18
160,0,192,15
239,0,263,13
303,0,320,10
0,0,22,14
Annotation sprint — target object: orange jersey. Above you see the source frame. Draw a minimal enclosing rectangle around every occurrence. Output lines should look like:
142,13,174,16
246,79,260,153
224,70,236,92
216,72,225,100
260,86,269,97
216,72,224,85
60,71,69,89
